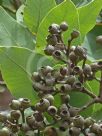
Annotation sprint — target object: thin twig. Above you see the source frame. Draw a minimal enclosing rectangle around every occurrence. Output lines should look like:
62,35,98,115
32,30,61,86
67,38,73,55
82,57,87,69
81,87,97,99
37,129,40,136
99,71,102,98
78,98,97,113
20,109,25,123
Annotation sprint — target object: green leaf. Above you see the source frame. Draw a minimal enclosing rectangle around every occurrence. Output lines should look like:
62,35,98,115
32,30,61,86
83,25,102,61
0,46,53,103
24,0,56,34
0,7,35,50
92,108,102,121
78,0,102,42
36,0,102,54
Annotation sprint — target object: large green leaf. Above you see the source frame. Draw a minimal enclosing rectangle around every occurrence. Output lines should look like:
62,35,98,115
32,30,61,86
24,0,56,34
83,25,102,61
36,0,102,54
78,0,102,42
0,7,35,50
0,46,53,103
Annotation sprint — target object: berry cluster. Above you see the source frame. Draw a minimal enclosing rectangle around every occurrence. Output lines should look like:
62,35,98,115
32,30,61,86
0,22,102,136
0,97,102,136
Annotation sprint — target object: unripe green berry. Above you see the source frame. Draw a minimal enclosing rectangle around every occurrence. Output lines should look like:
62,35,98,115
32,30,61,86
11,124,20,133
69,127,81,136
60,104,68,111
60,94,70,104
20,123,31,132
60,67,68,76
60,84,71,93
34,121,45,130
60,22,68,31
90,123,99,134
45,73,55,86
32,72,41,82
74,46,86,58
83,64,92,75
73,81,82,90
55,43,65,50
87,133,96,136
10,100,21,110
19,98,31,109
90,63,99,72
60,109,70,120
73,66,83,75
0,127,10,136
97,125,102,136
7,114,15,123
71,30,80,39
0,113,7,123
73,115,84,128
26,115,35,127
39,66,53,77
47,106,57,116
44,45,55,56
48,23,60,34
69,46,76,52
59,121,69,131
10,110,21,121
35,98,50,112
96,35,102,44
44,94,54,105
33,111,44,122
66,75,76,85
44,126,58,136
69,52,77,63
60,104,70,120
46,35,57,45
69,107,79,117
84,117,95,128
52,50,63,60
97,61,102,70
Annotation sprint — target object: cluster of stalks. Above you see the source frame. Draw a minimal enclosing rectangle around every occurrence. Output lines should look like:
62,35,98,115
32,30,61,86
1,22,102,136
